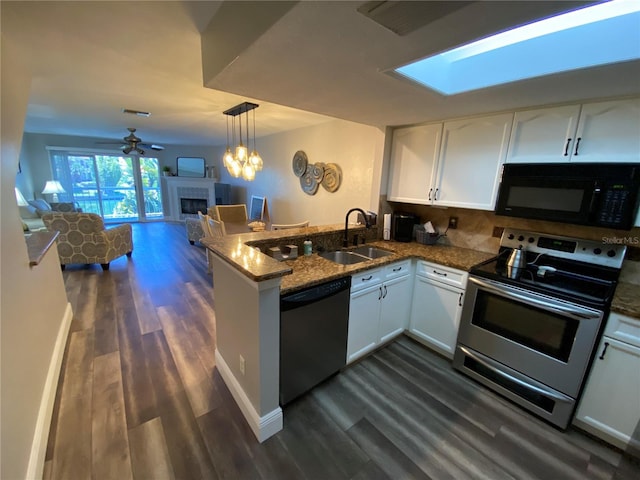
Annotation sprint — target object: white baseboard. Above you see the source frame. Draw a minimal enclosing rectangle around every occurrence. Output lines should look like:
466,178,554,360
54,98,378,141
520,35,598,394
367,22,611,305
215,349,283,443
26,302,73,480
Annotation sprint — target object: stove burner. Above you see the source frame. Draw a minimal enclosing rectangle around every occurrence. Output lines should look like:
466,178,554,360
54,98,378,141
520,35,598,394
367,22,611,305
469,228,626,309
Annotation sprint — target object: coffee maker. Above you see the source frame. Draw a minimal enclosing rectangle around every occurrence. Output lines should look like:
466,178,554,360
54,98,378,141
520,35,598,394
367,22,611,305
392,213,419,242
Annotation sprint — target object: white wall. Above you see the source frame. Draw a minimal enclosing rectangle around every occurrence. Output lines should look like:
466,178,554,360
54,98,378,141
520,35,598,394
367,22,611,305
216,119,386,225
1,37,71,479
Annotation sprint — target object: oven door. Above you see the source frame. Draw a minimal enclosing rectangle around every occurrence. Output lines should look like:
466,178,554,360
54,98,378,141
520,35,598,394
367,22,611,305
454,276,604,428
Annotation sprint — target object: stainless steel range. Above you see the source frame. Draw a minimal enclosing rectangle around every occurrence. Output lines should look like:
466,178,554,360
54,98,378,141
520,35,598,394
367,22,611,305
453,228,627,429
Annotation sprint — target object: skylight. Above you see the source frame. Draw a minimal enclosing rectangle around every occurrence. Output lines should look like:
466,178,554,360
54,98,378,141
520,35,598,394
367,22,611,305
394,0,640,96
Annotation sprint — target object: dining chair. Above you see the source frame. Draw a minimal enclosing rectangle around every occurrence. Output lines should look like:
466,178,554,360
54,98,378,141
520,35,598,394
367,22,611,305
207,217,226,238
197,211,213,238
215,204,248,224
271,220,310,230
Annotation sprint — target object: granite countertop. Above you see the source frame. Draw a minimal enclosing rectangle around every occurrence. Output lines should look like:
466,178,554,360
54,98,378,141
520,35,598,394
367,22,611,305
25,230,59,266
279,241,494,295
202,225,494,294
611,282,640,320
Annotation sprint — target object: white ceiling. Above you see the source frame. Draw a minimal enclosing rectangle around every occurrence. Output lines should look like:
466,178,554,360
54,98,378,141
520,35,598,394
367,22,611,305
3,1,639,149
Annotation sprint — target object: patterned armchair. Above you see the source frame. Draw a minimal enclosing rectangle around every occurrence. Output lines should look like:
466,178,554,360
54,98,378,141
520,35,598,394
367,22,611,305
41,212,133,271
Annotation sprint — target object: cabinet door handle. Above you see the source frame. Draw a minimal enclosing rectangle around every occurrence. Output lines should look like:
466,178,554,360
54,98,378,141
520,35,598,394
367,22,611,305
362,275,373,282
434,188,439,201
392,266,402,272
458,292,463,307
378,286,383,300
433,270,447,276
428,188,433,201
598,341,610,360
383,285,388,299
564,138,572,156
574,137,582,156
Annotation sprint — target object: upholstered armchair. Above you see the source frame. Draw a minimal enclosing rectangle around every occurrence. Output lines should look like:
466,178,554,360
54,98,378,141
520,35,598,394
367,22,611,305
41,212,133,270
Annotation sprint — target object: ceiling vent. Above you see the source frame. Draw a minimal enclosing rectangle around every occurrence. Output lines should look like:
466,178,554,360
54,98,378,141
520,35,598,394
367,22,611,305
357,0,473,36
122,108,150,117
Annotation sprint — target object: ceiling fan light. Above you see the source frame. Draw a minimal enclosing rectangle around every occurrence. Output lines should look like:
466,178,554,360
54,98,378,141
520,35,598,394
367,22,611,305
123,146,133,154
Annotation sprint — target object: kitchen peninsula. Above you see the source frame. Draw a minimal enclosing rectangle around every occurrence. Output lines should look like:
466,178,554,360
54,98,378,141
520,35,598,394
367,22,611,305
202,224,493,442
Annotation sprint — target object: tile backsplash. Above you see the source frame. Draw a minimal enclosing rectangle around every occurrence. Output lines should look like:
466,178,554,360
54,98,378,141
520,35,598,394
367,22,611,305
382,197,640,285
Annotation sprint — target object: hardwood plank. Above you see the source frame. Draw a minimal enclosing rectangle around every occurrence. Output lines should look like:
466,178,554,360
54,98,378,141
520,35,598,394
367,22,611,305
157,305,222,417
131,278,162,334
116,285,158,429
128,417,176,480
70,272,98,331
93,272,119,357
142,330,218,479
91,351,133,480
277,395,370,480
50,329,94,480
349,460,392,480
198,405,262,480
347,417,431,480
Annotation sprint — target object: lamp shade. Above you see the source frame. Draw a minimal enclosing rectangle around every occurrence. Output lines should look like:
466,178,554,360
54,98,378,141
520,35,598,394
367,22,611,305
42,180,66,195
14,187,28,206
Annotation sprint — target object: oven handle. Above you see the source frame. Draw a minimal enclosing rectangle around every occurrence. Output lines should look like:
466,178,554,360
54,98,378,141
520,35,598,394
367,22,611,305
459,346,573,403
469,277,601,321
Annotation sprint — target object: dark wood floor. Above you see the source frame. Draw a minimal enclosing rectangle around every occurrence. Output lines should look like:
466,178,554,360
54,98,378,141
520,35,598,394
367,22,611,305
44,221,639,479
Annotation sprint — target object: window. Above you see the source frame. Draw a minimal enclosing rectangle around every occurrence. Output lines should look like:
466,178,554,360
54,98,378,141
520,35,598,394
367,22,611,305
393,0,640,95
49,149,163,222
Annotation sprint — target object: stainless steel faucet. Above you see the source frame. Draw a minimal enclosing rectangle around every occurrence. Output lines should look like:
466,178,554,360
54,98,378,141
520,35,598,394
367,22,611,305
344,208,371,248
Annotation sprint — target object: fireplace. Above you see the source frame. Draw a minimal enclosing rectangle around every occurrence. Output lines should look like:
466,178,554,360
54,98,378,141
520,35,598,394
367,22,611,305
162,177,218,221
181,198,208,215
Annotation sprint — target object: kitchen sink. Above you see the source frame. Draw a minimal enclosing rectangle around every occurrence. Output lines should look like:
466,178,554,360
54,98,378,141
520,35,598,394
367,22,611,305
318,250,371,265
319,246,394,265
351,246,394,259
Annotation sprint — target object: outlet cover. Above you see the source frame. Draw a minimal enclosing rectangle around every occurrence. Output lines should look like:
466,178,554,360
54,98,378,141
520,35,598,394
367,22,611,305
448,217,458,229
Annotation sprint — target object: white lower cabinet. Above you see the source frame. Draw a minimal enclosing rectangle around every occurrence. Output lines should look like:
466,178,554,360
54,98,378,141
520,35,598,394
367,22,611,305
574,312,640,450
347,261,412,364
408,261,467,359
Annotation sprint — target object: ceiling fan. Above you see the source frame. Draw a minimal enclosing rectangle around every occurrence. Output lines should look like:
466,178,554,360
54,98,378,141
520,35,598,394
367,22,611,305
97,128,164,155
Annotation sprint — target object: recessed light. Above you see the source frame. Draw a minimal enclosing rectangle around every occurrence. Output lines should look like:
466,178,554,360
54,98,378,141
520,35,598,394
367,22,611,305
122,108,151,117
393,0,640,95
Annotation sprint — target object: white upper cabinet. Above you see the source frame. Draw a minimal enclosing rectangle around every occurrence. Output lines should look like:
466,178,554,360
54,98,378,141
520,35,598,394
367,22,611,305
506,105,581,163
507,98,640,163
573,99,640,162
387,123,442,204
433,112,513,210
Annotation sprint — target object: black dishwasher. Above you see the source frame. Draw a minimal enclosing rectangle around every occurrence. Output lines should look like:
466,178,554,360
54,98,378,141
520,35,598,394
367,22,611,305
280,276,351,405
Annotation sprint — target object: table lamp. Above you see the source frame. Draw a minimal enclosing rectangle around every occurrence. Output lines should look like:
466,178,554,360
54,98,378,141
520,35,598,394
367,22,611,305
41,180,65,202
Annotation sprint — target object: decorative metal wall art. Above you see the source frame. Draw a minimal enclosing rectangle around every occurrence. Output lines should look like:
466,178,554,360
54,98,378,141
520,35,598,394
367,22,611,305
291,150,342,195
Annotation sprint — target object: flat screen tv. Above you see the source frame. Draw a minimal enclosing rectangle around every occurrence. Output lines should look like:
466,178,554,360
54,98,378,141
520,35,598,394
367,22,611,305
177,157,206,178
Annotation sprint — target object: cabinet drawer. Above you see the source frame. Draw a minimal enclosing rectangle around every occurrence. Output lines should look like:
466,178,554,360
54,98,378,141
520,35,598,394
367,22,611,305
384,260,412,280
416,261,467,288
351,267,383,293
604,312,640,347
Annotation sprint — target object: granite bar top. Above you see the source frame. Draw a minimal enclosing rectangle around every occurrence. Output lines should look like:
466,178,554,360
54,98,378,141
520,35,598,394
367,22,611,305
611,282,640,320
202,224,494,293
25,230,59,266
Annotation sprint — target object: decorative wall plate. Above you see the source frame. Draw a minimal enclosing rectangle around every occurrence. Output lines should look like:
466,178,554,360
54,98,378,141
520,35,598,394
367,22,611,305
321,163,342,192
300,170,319,195
292,151,308,177
310,162,325,182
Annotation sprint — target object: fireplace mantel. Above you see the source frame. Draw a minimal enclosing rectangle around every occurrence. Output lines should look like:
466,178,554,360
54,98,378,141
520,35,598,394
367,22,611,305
162,176,217,221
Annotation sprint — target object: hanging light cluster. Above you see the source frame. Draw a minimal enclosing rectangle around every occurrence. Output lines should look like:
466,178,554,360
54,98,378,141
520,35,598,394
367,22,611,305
222,101,263,181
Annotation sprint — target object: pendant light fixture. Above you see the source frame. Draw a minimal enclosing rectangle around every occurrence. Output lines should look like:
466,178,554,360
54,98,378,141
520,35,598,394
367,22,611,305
222,102,262,181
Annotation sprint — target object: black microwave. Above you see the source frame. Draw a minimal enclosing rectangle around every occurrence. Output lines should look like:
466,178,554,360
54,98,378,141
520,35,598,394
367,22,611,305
495,163,640,230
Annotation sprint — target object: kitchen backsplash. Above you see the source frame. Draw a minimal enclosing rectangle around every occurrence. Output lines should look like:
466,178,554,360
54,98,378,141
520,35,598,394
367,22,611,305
380,196,640,285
